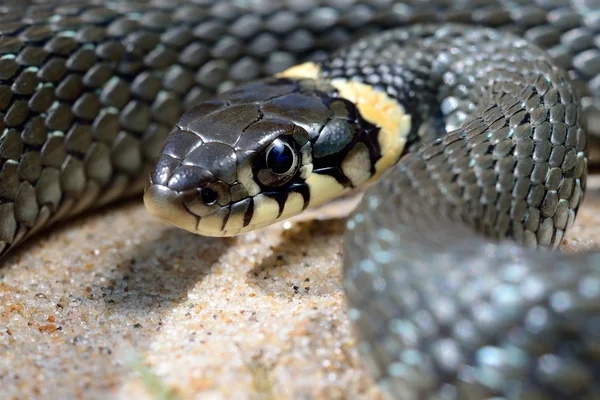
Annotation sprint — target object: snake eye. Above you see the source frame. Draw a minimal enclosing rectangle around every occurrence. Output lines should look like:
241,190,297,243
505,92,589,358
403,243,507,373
266,140,295,174
200,187,218,205
254,138,299,188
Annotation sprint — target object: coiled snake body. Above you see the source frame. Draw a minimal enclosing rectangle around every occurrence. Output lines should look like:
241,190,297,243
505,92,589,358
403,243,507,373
2,1,600,398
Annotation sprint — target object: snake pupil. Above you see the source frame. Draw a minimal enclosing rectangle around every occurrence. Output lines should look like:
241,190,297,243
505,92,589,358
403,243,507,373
266,140,294,174
201,188,218,205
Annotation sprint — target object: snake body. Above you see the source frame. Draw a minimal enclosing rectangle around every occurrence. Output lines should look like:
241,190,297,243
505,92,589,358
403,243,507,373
2,1,600,398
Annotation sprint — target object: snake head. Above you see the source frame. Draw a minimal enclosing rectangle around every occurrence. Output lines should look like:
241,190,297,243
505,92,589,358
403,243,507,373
145,76,389,236
144,78,326,236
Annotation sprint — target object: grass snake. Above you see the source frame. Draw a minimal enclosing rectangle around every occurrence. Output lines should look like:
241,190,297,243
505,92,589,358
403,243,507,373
2,1,600,398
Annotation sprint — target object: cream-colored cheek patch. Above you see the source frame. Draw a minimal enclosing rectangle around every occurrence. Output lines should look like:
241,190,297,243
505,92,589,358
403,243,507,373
249,193,281,227
280,191,305,219
224,207,245,232
276,62,321,80
306,173,347,208
230,192,305,235
331,79,411,180
196,206,230,233
237,161,260,197
341,142,371,187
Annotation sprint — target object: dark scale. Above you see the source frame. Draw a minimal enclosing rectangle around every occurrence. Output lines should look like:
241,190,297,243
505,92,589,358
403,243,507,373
1,1,600,400
342,24,591,400
0,0,598,256
319,27,478,151
308,95,382,185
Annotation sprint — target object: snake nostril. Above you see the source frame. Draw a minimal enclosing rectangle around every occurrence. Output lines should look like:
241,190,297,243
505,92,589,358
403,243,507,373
201,187,218,205
152,155,181,186
167,165,215,192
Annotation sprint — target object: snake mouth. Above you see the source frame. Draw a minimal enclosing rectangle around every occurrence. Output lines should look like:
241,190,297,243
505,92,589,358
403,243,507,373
144,181,314,237
144,183,200,233
143,182,262,237
144,183,230,236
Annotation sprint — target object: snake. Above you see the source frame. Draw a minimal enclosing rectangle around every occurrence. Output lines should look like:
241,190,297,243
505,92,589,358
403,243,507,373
1,0,600,398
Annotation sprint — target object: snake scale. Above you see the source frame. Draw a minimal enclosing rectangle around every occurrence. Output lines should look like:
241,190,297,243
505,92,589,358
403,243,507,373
2,0,600,398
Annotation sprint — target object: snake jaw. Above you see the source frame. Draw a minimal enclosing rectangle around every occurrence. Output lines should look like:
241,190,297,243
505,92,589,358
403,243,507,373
144,183,198,233
144,181,306,237
144,180,234,236
145,148,232,235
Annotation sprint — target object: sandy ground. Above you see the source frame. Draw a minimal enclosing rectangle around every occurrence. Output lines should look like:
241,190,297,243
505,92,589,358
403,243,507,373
1,178,600,400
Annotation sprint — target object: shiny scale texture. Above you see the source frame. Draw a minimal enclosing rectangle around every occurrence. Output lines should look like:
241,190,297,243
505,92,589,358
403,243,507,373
0,1,599,399
342,25,593,399
1,0,599,254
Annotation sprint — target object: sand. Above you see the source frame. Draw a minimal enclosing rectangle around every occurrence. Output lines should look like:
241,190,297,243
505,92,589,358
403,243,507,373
1,178,599,400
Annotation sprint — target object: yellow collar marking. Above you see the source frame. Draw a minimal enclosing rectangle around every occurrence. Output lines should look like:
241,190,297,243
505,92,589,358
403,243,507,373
306,173,346,208
278,62,411,182
276,62,321,80
330,79,411,181
341,141,372,186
